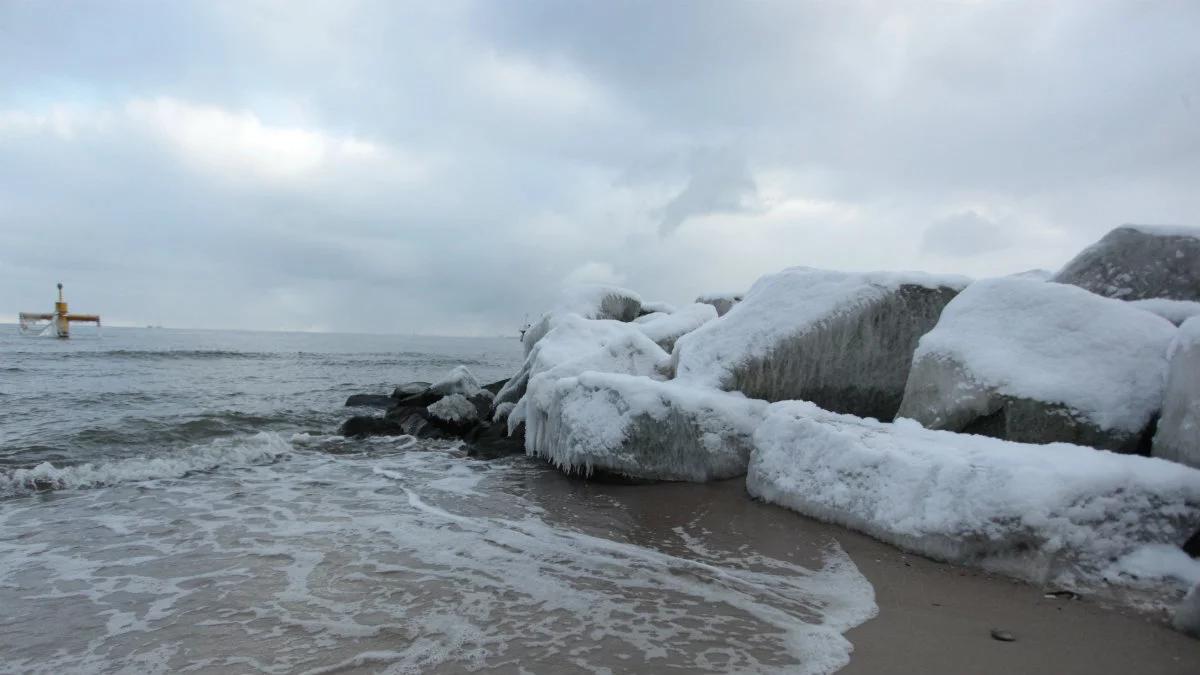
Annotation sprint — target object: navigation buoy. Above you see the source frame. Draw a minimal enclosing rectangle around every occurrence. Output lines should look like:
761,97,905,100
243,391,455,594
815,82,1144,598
18,283,101,338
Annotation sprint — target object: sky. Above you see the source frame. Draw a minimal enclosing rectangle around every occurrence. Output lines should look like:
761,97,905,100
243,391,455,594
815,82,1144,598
1,1,1198,335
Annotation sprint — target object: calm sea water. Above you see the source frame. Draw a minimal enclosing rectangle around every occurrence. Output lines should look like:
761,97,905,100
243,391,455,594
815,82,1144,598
0,326,875,674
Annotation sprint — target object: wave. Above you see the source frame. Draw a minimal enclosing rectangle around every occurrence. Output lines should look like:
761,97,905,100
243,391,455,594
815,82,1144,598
0,432,293,497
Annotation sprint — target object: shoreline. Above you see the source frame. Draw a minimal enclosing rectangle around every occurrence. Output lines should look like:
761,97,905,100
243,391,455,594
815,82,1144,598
750,491,1200,674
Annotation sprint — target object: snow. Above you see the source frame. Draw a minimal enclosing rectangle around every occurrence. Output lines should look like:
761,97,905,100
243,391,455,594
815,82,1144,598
521,285,643,355
495,315,671,432
429,365,483,397
674,267,968,419
633,302,718,352
525,372,768,481
899,278,1176,440
1110,545,1200,587
640,300,678,314
695,291,744,317
1153,317,1200,468
1129,298,1200,326
428,394,479,424
747,400,1200,592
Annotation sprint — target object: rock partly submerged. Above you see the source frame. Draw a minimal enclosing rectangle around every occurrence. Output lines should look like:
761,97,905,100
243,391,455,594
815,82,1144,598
674,267,969,421
1154,317,1200,469
1053,225,1200,301
898,278,1176,452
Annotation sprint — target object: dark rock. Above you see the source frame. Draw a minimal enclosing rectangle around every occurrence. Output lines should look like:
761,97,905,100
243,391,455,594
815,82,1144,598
394,390,442,408
482,378,509,395
385,405,445,438
1053,225,1200,301
464,422,525,459
340,415,406,437
990,629,1016,642
344,394,396,409
391,381,431,399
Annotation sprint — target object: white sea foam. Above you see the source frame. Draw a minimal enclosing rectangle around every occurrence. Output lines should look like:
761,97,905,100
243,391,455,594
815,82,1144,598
0,442,876,675
0,431,293,497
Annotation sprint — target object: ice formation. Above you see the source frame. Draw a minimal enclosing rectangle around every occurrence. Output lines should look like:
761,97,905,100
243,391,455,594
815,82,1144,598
674,268,968,420
633,302,718,352
747,400,1200,589
521,285,643,355
428,394,479,424
695,291,744,317
525,372,768,481
639,300,678,315
495,315,671,433
1053,225,1200,301
429,365,483,397
1154,317,1200,469
898,278,1176,451
1130,298,1200,326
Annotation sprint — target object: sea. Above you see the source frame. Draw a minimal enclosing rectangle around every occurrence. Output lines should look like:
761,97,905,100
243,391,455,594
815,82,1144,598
0,326,876,674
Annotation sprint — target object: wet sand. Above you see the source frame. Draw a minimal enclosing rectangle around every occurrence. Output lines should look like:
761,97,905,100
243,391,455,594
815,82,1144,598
545,474,1200,675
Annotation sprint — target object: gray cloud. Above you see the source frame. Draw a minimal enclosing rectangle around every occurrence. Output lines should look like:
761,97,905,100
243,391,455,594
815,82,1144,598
1,1,1198,333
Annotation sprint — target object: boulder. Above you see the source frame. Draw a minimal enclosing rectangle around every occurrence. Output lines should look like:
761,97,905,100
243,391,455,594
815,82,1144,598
340,415,406,437
1154,317,1200,468
1053,225,1200,301
464,422,525,459
344,393,395,409
391,381,431,399
525,372,767,481
695,291,744,317
632,302,718,352
748,400,1200,588
494,314,670,414
639,300,678,315
426,394,481,434
430,365,482,397
522,285,642,355
384,405,445,438
898,278,1176,452
674,267,969,421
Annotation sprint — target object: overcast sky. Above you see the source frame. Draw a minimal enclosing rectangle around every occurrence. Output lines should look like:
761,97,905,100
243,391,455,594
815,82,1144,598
2,1,1198,334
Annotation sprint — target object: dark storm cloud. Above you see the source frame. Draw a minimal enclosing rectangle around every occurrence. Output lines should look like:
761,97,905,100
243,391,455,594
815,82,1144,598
1,1,1198,333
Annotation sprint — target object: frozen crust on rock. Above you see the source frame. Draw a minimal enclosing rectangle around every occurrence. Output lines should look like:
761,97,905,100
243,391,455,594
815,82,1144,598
748,400,1200,592
526,372,768,481
1154,317,1200,469
674,267,969,421
898,278,1176,451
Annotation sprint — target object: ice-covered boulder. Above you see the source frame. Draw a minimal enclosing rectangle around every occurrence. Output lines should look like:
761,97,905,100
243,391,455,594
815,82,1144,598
695,291,744,317
1154,317,1200,469
898,278,1176,452
521,285,642,355
429,365,483,397
1053,225,1200,301
674,268,969,421
748,400,1200,589
526,372,768,481
427,393,481,433
632,302,718,353
1177,584,1200,638
495,315,671,429
639,300,678,315
1130,298,1200,326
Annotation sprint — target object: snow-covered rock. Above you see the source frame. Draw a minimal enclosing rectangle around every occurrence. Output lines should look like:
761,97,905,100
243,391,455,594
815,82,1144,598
674,268,969,420
526,372,768,481
521,285,643,355
429,365,483,397
1130,298,1200,326
633,302,718,352
1009,268,1054,281
1177,584,1200,637
1053,225,1200,301
428,394,479,425
695,291,744,317
495,315,671,431
1154,317,1200,469
898,278,1176,451
639,300,678,315
748,400,1200,590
